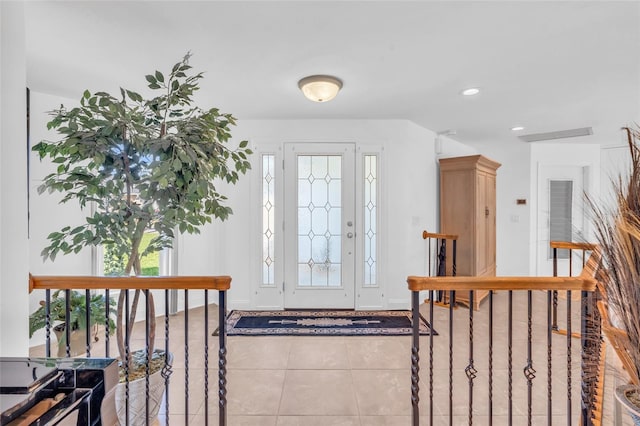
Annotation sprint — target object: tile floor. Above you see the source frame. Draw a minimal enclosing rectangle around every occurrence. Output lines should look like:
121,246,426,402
30,290,635,425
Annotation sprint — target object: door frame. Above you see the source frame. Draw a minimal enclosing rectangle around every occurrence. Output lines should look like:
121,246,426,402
250,141,386,310
535,163,589,276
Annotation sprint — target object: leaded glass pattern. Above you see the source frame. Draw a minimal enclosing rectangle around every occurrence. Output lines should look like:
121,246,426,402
297,155,342,287
364,155,377,286
262,154,275,285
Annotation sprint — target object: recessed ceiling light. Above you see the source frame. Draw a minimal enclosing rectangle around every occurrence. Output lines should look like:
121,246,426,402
511,126,525,131
461,87,480,96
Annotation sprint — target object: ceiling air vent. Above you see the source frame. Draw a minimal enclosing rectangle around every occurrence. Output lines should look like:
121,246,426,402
518,127,593,143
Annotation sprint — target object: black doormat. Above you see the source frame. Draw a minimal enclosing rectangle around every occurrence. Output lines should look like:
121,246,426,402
224,310,437,336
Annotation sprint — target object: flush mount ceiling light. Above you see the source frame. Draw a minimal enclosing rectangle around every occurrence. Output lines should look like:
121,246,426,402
460,87,480,96
511,126,525,131
298,75,343,102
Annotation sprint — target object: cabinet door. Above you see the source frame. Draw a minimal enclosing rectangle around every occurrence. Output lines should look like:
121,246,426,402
476,171,496,276
476,173,488,274
441,169,475,276
484,173,497,275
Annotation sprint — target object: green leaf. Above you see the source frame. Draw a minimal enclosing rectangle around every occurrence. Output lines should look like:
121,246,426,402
145,74,157,84
155,71,165,83
126,90,143,102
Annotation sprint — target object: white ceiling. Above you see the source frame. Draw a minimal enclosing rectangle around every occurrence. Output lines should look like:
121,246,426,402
24,1,640,148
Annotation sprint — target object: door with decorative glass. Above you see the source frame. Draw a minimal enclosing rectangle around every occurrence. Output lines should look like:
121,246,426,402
284,143,355,308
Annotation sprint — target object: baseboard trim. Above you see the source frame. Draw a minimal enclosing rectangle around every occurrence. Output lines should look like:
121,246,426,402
387,299,410,310
229,299,251,310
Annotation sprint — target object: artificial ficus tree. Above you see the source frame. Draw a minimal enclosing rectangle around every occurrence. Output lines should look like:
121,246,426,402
34,53,252,367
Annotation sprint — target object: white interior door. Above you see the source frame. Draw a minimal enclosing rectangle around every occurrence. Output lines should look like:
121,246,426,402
284,143,355,309
536,165,586,276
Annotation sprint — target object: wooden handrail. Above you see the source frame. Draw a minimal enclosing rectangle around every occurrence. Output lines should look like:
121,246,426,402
407,275,597,292
409,249,601,292
422,230,458,240
550,241,598,251
29,274,232,292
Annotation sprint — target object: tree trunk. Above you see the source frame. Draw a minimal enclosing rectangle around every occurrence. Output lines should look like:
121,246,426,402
116,222,157,369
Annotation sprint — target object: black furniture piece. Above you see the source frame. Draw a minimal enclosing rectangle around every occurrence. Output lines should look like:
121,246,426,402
0,357,118,425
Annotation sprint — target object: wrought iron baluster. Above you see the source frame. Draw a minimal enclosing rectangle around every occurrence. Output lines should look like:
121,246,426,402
185,289,190,425
466,292,476,426
65,289,71,358
488,290,494,425
436,239,447,301
204,289,210,425
428,236,432,277
449,290,455,426
525,290,537,426
125,289,131,426
548,290,553,426
568,247,574,289
163,289,172,426
85,290,91,357
45,289,51,357
411,290,420,426
552,247,559,331
219,290,228,426
145,289,151,426
105,289,110,357
508,290,513,426
452,240,457,277
429,295,434,424
567,291,572,425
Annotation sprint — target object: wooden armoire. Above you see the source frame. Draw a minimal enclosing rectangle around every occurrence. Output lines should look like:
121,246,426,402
439,155,501,310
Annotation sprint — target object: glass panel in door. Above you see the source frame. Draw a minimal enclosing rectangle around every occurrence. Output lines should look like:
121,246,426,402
284,143,355,308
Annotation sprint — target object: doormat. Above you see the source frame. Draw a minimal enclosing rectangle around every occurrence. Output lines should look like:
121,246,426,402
223,310,437,336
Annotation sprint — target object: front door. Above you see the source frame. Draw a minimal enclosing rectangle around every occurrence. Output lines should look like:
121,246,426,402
284,143,355,308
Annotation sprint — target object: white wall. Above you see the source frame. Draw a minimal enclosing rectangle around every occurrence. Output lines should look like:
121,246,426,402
0,1,29,357
29,92,94,277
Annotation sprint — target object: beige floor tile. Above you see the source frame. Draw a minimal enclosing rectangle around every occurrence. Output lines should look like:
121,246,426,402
359,416,412,426
351,370,411,416
346,338,409,370
286,338,350,370
227,369,286,415
227,416,279,426
162,367,207,415
227,337,292,369
279,370,359,415
155,414,196,425
276,415,360,426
